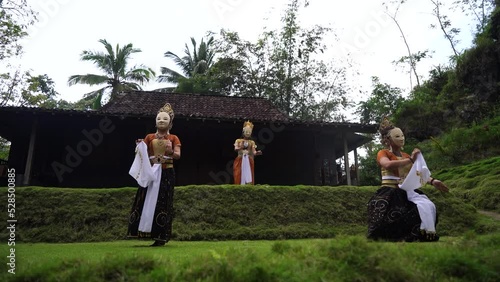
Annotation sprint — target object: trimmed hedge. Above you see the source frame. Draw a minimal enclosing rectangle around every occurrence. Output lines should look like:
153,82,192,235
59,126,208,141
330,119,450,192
0,184,494,243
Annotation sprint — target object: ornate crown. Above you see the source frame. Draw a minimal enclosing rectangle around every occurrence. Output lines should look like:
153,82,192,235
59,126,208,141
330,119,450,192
379,116,394,135
158,103,174,116
243,120,254,129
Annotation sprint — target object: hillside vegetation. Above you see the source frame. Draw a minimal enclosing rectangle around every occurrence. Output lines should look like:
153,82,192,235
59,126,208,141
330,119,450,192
435,156,500,213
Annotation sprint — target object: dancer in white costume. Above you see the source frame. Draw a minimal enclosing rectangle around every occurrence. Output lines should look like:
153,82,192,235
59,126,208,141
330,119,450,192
128,103,181,246
367,117,449,242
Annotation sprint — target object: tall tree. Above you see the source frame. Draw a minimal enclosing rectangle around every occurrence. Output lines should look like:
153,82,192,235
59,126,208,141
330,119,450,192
213,0,352,121
68,39,155,109
453,0,496,34
383,0,430,89
0,0,38,107
356,77,404,125
430,0,461,60
158,36,216,84
0,69,76,108
0,0,36,61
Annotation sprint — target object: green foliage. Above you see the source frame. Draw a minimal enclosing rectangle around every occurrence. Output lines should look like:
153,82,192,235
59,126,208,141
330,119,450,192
392,66,454,140
356,76,404,125
0,0,35,61
358,141,384,186
423,116,500,167
360,1,499,144
453,0,496,34
174,74,223,95
2,235,499,281
158,35,216,84
0,183,494,243
0,69,78,108
0,1,76,109
68,39,155,109
213,0,351,121
0,136,9,160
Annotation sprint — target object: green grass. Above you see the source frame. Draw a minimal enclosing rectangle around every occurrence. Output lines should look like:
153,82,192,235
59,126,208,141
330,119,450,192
434,156,500,212
1,235,499,281
1,184,496,244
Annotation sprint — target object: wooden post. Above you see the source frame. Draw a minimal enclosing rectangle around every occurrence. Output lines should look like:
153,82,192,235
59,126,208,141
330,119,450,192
23,118,38,186
354,148,359,186
343,133,351,186
332,150,338,185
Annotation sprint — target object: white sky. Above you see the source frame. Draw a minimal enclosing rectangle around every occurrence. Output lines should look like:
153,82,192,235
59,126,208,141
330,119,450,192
14,0,477,118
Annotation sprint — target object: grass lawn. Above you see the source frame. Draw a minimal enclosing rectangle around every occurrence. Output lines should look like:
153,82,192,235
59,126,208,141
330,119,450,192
11,239,313,268
2,235,499,281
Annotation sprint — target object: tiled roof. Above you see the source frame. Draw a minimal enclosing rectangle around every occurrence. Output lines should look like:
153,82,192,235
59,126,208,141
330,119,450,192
100,91,291,122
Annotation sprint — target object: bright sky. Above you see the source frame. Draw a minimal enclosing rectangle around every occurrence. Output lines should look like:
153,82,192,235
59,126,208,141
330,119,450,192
15,0,476,117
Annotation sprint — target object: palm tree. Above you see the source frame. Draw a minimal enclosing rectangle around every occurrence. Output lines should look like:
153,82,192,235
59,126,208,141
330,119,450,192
158,36,215,84
68,39,155,109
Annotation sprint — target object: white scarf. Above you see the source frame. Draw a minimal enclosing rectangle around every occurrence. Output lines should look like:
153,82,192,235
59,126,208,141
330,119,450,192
128,142,154,187
400,154,437,233
128,141,163,233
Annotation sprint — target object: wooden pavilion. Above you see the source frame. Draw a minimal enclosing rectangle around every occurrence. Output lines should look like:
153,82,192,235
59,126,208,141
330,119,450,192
0,91,377,187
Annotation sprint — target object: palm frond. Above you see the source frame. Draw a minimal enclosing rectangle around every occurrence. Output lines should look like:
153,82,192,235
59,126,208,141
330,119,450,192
125,67,155,84
120,81,142,91
92,90,105,110
68,74,109,86
70,39,154,104
115,43,141,76
164,51,192,77
80,51,113,75
81,86,109,101
190,37,198,65
99,39,115,62
157,67,185,83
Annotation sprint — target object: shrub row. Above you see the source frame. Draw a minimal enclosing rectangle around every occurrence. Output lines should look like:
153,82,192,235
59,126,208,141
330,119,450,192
0,184,494,243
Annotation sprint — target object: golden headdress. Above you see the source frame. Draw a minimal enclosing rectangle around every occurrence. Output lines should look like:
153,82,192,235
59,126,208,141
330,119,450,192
158,103,174,116
379,116,394,135
379,116,396,148
243,120,254,129
157,103,175,129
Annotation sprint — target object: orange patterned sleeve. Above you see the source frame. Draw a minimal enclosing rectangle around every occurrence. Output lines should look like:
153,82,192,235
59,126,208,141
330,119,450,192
143,134,155,156
377,149,411,164
170,135,181,147
376,149,390,165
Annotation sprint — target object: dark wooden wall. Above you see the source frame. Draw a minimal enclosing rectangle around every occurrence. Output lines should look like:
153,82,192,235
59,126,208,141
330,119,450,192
4,115,348,188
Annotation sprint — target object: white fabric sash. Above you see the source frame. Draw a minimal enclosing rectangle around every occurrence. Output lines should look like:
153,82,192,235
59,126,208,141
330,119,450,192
138,164,162,233
240,154,253,184
399,154,436,232
128,141,163,233
129,142,154,187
